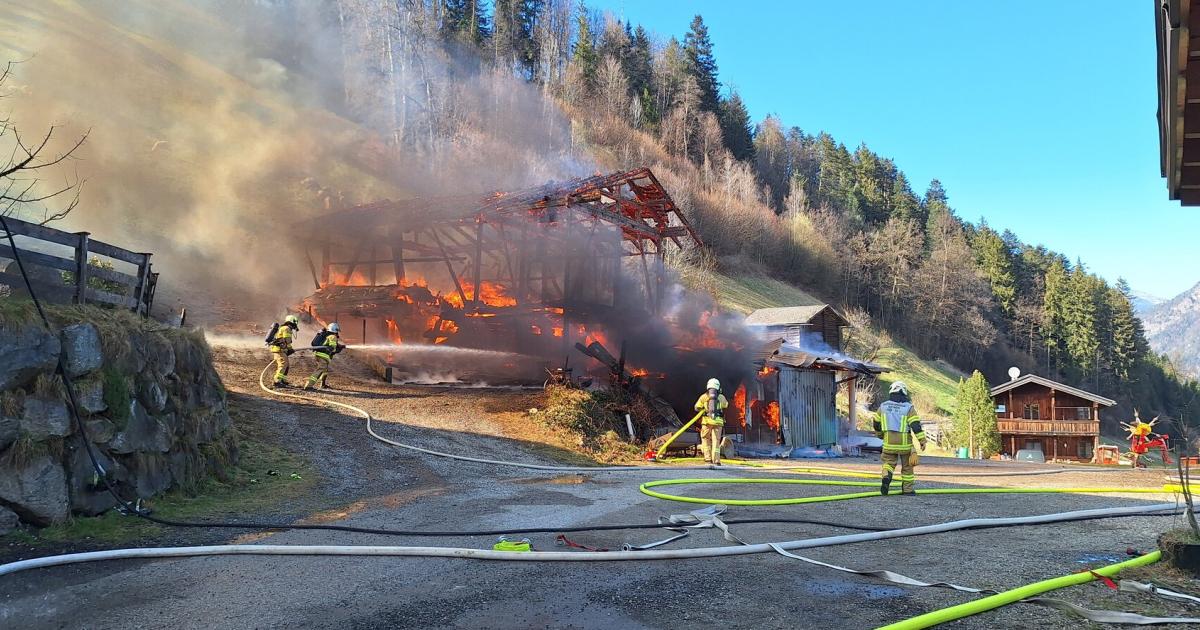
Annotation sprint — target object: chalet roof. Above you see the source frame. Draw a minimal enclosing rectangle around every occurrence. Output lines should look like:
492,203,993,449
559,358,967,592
754,338,887,375
988,374,1116,407
745,304,848,328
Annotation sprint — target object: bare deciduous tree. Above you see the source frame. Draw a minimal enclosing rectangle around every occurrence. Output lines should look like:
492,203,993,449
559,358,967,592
0,60,88,223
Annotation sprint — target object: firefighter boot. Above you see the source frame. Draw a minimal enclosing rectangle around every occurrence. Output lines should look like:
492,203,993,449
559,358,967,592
880,471,893,496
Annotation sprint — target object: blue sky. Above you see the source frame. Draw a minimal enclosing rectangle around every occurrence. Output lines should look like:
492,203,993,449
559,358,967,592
592,1,1200,299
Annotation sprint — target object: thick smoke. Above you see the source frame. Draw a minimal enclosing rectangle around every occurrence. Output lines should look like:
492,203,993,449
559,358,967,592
0,0,589,314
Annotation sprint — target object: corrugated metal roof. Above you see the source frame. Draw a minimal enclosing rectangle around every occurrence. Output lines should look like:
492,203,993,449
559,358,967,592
755,338,888,374
745,305,843,326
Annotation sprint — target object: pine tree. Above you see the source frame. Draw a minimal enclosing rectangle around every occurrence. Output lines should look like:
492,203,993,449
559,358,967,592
952,371,1000,457
571,4,599,91
626,25,654,103
1041,258,1069,375
971,222,1017,317
441,0,490,47
754,115,790,208
720,90,755,163
492,0,540,75
682,15,721,114
1108,279,1144,381
1063,261,1100,379
922,179,950,247
890,171,922,225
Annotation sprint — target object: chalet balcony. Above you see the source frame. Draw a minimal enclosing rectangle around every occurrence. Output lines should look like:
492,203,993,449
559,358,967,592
996,419,1100,436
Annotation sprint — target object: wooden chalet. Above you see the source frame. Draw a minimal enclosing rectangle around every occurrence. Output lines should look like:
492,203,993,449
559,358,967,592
744,304,849,352
1156,0,1200,204
989,374,1116,462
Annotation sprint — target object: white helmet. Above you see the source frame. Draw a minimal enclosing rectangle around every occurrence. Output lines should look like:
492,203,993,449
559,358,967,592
889,381,909,395
284,314,299,326
706,378,721,391
328,322,341,334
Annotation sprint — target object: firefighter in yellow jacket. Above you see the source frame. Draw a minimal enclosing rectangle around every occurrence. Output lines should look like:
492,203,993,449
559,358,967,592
267,315,300,388
694,378,728,465
304,322,344,390
873,381,926,495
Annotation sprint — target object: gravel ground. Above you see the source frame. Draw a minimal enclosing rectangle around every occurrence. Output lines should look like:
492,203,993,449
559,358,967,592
1,348,1197,629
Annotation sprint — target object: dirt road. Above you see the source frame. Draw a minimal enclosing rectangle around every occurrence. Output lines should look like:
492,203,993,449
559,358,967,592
0,349,1193,629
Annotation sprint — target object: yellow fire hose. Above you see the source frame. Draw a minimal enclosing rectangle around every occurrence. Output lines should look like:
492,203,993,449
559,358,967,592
876,550,1163,630
639,477,1176,506
653,410,703,461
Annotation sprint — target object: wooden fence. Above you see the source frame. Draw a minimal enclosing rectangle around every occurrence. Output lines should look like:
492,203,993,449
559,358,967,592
0,215,156,314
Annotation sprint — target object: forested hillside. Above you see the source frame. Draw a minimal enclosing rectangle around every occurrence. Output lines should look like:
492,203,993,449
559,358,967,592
1143,281,1200,379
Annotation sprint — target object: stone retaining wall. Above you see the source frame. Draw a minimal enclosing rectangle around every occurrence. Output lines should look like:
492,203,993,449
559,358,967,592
0,313,236,531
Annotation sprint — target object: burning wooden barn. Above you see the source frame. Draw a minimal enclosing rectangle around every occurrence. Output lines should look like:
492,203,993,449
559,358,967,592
292,167,701,360
727,339,887,452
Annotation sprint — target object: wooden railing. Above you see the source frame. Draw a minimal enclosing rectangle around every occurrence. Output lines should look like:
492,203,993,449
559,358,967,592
0,216,156,314
997,419,1099,436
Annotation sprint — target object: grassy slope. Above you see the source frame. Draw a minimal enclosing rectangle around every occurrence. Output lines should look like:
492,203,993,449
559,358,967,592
686,267,963,420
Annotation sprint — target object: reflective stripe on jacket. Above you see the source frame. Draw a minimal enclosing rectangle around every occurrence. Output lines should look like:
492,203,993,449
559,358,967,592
873,400,925,453
270,324,294,353
315,332,340,359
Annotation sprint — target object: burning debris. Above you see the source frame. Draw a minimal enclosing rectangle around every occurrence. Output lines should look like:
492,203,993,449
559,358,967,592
291,167,757,431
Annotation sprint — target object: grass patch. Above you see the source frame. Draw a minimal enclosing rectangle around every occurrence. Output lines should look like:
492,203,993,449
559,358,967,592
101,367,132,429
1,390,24,417
5,404,315,547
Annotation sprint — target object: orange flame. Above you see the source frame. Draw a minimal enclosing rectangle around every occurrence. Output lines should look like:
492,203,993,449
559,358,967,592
758,365,776,377
385,318,403,344
551,326,564,337
531,325,543,335
765,401,780,431
731,384,747,429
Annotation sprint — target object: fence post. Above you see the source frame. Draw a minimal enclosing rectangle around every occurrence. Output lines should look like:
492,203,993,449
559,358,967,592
73,232,90,305
134,253,152,315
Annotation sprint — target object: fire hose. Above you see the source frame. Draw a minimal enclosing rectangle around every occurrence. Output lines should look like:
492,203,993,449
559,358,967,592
637,477,1177,507
0,503,1180,577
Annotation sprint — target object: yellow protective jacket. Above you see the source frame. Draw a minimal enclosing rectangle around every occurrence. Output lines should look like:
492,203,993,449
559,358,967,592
269,323,294,353
315,331,341,360
873,399,925,454
694,392,729,426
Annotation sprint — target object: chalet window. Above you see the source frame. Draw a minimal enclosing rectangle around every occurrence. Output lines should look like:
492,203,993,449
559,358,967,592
1074,408,1090,420
1078,441,1093,459
1024,440,1043,452
1023,404,1040,420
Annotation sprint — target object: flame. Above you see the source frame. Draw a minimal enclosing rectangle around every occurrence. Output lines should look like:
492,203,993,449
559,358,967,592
551,326,563,337
731,384,747,429
385,318,403,344
758,365,775,377
584,330,610,348
765,401,780,431
327,268,372,287
455,281,517,308
531,325,543,335
629,368,649,377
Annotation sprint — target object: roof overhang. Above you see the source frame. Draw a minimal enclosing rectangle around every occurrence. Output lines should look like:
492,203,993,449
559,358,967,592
1155,0,1200,204
754,338,888,375
989,374,1116,407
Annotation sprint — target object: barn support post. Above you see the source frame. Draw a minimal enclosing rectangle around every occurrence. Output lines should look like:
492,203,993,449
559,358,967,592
391,234,406,284
472,215,483,307
305,250,321,289
1050,389,1057,421
429,228,468,306
847,376,857,433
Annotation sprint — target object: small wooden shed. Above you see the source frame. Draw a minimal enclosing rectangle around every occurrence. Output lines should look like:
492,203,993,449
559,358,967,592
744,305,850,352
733,339,886,449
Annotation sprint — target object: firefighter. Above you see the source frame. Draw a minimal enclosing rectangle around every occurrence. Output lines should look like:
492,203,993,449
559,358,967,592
873,381,926,496
304,322,345,390
694,378,728,466
267,315,300,388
